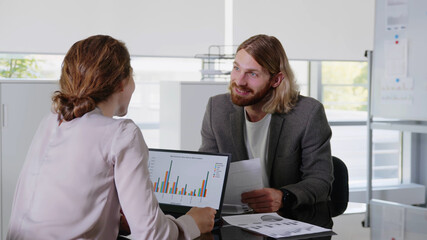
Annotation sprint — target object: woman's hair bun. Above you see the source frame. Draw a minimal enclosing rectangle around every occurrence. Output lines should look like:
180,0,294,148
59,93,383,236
53,35,131,121
52,91,96,121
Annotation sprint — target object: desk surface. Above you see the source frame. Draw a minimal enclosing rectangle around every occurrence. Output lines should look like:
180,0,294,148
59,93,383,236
197,201,334,240
118,202,334,240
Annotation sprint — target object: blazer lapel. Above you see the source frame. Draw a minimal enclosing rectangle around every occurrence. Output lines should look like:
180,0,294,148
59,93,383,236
230,107,248,161
267,114,285,180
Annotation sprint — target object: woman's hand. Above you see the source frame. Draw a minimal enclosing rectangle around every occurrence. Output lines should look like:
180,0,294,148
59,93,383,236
186,207,217,233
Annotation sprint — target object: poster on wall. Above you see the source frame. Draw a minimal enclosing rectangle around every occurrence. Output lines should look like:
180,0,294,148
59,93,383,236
386,0,408,31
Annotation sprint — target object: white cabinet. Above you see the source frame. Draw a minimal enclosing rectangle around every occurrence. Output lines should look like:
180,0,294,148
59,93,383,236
0,81,58,239
159,81,228,151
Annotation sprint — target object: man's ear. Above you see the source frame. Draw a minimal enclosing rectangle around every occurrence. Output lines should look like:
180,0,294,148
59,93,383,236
271,72,285,88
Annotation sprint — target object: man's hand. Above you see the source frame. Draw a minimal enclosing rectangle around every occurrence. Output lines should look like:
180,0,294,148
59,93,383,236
241,188,283,213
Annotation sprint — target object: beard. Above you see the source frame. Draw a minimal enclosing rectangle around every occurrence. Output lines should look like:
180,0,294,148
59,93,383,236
229,81,272,106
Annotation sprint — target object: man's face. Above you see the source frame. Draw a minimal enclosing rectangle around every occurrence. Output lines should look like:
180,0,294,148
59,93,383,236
229,49,272,106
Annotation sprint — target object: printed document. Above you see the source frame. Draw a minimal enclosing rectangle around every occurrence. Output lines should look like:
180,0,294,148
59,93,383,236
223,213,333,239
223,158,264,205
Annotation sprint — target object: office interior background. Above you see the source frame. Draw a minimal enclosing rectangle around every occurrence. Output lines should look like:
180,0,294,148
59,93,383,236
1,0,426,239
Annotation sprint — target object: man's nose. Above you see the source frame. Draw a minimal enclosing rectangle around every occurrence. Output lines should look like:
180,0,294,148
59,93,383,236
233,71,246,86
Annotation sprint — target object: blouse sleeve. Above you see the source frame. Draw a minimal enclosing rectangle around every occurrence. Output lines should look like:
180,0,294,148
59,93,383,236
111,120,200,239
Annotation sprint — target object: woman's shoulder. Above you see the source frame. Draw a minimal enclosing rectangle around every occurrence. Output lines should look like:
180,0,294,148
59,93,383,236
78,109,140,138
87,108,136,124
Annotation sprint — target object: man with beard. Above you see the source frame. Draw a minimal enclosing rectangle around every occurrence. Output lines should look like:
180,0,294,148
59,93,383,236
199,34,333,213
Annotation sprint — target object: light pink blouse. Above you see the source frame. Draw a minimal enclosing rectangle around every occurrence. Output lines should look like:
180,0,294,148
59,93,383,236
7,108,199,240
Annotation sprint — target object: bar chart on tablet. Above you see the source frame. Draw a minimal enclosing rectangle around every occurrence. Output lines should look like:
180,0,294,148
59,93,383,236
148,150,228,208
152,160,212,198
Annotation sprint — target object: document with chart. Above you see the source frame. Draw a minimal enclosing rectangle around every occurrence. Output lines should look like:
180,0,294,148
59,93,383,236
223,213,334,239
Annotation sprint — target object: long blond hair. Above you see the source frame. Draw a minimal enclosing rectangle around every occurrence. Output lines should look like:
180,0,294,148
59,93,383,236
237,34,299,113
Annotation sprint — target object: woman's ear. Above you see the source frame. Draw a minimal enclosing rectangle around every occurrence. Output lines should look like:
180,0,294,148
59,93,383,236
117,80,125,92
271,72,285,88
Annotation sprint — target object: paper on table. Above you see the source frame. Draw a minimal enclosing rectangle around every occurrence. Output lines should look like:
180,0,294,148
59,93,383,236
223,158,264,205
223,213,332,239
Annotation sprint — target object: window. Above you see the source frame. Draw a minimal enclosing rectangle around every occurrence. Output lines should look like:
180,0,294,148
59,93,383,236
290,61,309,96
321,61,368,112
0,54,201,149
318,61,401,188
286,60,402,188
0,53,62,80
0,54,404,190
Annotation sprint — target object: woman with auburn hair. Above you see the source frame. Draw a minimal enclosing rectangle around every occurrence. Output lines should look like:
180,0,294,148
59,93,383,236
7,35,215,240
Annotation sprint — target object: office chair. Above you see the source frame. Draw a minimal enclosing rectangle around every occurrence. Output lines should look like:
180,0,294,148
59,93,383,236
329,156,349,217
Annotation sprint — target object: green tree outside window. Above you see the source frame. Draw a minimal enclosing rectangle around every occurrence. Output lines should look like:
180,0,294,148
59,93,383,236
0,58,40,79
322,62,368,111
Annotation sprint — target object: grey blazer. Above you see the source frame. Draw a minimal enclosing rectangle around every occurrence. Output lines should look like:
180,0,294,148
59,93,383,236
199,93,333,207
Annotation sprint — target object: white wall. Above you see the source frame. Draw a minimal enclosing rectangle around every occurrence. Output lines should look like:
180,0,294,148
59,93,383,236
0,0,225,57
233,0,375,60
0,0,374,61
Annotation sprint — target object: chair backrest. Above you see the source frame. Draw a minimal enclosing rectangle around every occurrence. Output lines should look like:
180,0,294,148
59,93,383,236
329,156,349,217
